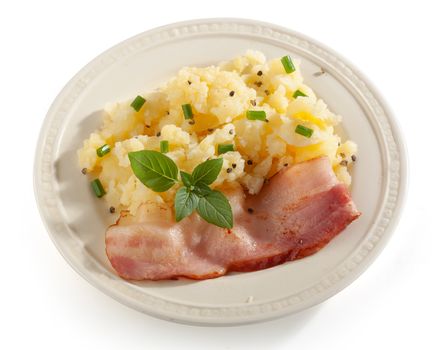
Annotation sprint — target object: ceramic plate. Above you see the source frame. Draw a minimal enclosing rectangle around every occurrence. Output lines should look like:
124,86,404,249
34,18,407,325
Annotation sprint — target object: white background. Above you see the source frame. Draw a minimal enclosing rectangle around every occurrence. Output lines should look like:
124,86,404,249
1,0,433,349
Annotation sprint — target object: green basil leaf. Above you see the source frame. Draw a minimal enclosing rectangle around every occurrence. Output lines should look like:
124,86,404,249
128,150,178,192
180,171,193,187
193,182,212,197
191,158,223,185
197,190,233,228
174,186,199,222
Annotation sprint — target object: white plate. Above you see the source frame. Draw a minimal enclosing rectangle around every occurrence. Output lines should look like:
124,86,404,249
34,18,407,325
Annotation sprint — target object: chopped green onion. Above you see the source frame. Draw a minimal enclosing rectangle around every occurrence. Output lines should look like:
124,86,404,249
246,110,266,121
160,140,169,153
182,103,193,119
293,89,307,98
130,95,146,112
295,125,314,138
218,144,234,155
96,144,111,157
91,179,106,198
281,55,296,74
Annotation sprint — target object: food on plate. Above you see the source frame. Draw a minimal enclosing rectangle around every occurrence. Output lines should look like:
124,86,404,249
106,157,360,280
77,50,360,280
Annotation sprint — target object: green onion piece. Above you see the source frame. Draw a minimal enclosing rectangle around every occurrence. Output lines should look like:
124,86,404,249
218,144,234,155
281,55,296,74
130,95,146,112
160,140,169,153
91,179,106,198
182,103,193,119
295,125,314,138
246,110,266,121
96,144,111,157
293,89,307,98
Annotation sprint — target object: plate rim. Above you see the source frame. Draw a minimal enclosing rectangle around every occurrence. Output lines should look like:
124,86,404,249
33,18,408,326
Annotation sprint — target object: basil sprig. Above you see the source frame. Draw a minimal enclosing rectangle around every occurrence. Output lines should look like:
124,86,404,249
128,151,233,228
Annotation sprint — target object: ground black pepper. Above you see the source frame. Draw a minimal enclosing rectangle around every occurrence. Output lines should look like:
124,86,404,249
313,68,325,77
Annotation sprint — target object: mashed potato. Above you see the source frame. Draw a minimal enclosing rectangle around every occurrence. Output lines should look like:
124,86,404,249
78,51,357,215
